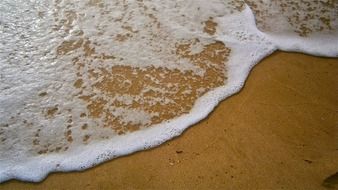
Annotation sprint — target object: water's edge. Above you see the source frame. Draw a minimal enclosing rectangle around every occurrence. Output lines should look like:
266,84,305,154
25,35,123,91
0,2,337,183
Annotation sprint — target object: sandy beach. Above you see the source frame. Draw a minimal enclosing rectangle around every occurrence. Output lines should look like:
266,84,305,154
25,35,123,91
1,51,337,189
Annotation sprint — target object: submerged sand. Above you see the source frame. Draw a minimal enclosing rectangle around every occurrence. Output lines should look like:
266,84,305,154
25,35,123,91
1,51,337,189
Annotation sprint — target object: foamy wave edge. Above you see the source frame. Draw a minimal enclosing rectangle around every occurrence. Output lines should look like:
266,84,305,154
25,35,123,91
0,4,337,183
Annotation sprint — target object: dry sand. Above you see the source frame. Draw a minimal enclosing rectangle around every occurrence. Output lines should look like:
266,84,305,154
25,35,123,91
1,51,337,189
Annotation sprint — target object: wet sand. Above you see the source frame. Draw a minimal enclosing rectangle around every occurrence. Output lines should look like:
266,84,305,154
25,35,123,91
1,51,337,189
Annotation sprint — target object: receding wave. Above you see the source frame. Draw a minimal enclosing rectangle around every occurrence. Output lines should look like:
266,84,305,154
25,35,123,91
0,0,337,182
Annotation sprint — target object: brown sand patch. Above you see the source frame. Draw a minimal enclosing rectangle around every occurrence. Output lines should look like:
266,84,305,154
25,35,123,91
245,0,337,36
203,18,217,35
68,39,230,135
45,106,59,117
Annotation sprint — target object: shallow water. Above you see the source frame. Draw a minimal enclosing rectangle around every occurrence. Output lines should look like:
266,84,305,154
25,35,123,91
0,0,337,182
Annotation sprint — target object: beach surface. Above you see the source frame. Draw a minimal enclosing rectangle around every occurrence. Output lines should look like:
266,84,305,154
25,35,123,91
1,51,337,189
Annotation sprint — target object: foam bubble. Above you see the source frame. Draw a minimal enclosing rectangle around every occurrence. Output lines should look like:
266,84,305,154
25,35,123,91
245,0,338,56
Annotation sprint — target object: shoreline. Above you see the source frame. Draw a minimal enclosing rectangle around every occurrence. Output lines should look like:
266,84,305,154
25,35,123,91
1,51,337,189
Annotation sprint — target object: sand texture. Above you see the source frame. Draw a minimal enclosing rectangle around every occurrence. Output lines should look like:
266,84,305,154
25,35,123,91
1,51,337,189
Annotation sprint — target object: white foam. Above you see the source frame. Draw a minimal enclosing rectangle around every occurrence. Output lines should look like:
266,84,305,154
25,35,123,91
0,0,337,183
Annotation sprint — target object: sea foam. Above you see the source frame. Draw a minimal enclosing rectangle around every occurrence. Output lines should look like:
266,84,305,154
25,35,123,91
0,0,337,182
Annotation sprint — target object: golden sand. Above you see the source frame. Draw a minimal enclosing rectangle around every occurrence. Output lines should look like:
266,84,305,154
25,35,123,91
1,51,337,189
